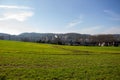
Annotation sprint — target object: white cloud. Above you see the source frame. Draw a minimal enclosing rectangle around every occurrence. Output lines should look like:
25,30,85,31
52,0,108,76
0,5,34,21
102,27,120,34
80,26,120,34
0,11,34,21
66,15,83,28
0,21,39,35
79,26,102,34
67,21,82,28
79,26,120,34
104,10,120,21
0,5,35,34
0,5,33,9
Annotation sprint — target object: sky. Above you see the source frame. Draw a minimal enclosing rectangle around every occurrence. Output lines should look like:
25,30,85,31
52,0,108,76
0,0,120,35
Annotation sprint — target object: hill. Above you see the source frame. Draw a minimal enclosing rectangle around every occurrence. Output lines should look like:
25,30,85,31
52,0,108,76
0,32,120,46
0,40,120,79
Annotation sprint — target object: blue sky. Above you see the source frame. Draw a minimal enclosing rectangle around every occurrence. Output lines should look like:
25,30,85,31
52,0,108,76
0,0,120,34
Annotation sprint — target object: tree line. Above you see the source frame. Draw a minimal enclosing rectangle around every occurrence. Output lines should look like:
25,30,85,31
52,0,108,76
0,33,120,46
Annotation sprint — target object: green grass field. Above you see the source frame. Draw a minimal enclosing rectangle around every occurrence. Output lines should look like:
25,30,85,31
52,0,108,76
0,40,120,80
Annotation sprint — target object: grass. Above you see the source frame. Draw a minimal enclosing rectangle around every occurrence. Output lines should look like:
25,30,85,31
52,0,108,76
0,40,120,80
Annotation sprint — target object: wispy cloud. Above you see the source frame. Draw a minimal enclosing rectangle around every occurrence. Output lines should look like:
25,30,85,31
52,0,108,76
0,21,39,35
0,5,33,9
0,5,34,22
66,15,83,28
80,26,120,34
0,11,34,21
104,10,120,21
79,26,103,34
102,26,120,34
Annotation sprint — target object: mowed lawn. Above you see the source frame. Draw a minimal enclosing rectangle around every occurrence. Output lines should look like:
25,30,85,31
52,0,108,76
0,40,120,80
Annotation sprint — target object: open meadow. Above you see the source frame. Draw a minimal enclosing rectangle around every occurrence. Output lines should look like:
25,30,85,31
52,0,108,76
0,40,120,80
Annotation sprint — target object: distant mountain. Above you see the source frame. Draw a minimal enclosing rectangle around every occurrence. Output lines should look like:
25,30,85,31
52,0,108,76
0,33,10,36
0,33,11,40
0,32,120,46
